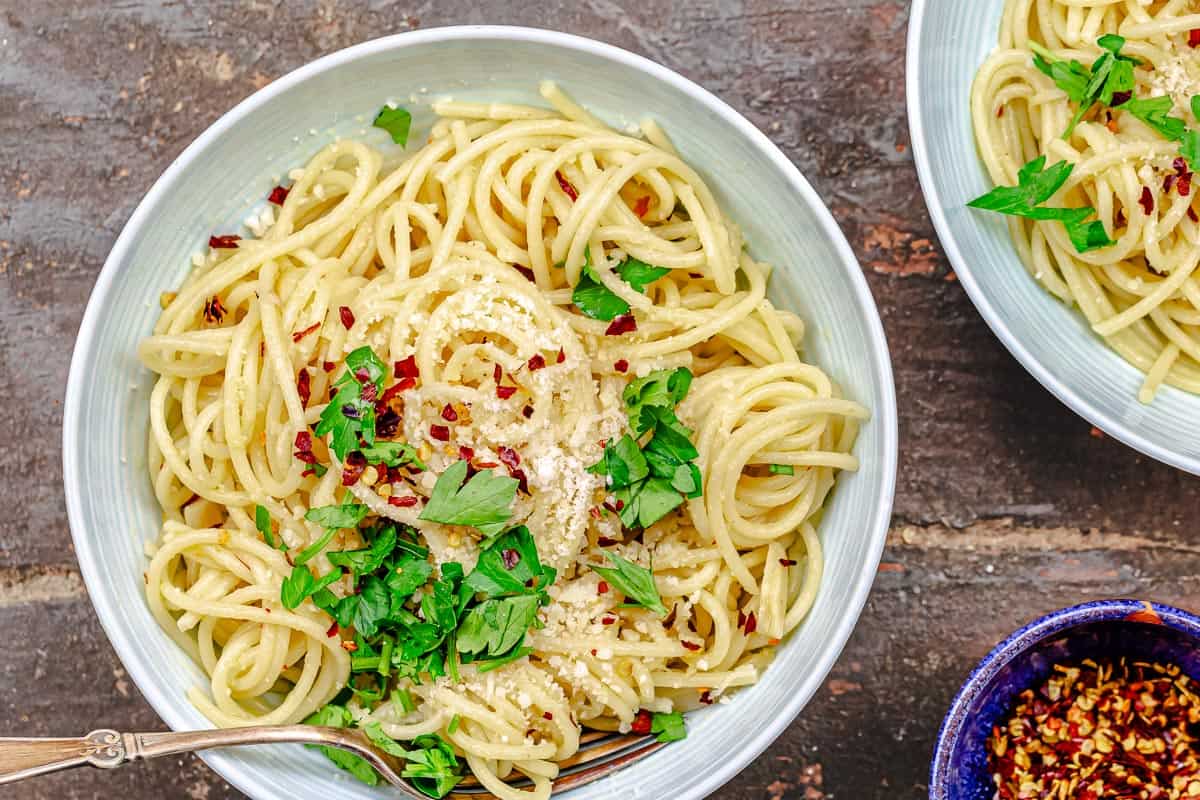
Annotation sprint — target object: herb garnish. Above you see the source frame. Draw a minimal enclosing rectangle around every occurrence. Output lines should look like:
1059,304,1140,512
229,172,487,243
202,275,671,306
572,248,670,322
589,551,667,616
418,459,519,537
1030,34,1139,138
650,710,687,743
768,464,795,476
316,346,387,462
967,156,1115,254
373,105,412,147
255,504,284,550
587,367,703,529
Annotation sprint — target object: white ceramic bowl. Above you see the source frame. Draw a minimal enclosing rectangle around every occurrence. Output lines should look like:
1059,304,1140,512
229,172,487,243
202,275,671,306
63,26,897,800
908,0,1200,474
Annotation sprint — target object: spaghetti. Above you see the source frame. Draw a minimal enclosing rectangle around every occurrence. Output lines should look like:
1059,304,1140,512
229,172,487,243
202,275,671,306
973,0,1200,402
138,82,866,798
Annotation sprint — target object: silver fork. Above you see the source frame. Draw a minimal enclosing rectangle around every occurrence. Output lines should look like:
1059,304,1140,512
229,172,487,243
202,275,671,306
0,726,663,797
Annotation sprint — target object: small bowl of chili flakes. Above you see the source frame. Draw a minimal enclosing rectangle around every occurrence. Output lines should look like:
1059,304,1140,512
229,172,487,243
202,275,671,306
930,599,1200,800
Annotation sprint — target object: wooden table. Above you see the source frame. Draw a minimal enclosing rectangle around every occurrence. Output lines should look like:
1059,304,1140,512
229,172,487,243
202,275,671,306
5,1,1196,797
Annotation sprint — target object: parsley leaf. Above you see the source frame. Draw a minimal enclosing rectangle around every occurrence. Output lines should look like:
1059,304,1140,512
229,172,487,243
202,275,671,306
1029,35,1138,138
650,710,687,743
281,565,341,610
769,464,795,476
587,434,649,489
353,575,392,638
1182,96,1200,170
623,368,693,434
456,594,542,660
968,155,1115,254
358,440,426,470
572,248,671,321
589,551,667,616
315,346,387,461
304,705,380,786
418,460,518,537
305,499,370,530
463,526,557,598
1123,95,1187,140
401,735,464,798
327,525,397,576
373,105,412,147
255,504,283,550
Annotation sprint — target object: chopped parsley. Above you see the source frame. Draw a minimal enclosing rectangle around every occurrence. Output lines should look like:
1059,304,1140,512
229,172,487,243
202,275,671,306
588,367,703,529
418,459,519,537
357,440,426,470
967,156,1115,254
1030,34,1138,138
254,504,283,550
315,346,387,462
768,464,795,476
373,105,412,147
650,710,687,743
572,247,670,321
1122,95,1187,141
589,551,667,616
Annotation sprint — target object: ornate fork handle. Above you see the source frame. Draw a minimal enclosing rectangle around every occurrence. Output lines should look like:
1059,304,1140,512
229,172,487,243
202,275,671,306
0,726,349,785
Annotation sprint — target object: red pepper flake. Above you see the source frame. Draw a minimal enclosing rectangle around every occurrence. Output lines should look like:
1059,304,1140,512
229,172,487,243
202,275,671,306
342,451,366,486
1115,207,1127,228
601,614,617,625
441,404,458,422
292,322,321,343
633,195,650,217
597,536,618,547
597,580,609,595
605,314,637,336
294,431,317,464
1139,186,1154,216
614,359,629,373
1164,173,1177,194
497,446,520,469
209,234,241,249
388,495,418,507
555,170,578,202
556,348,565,364
1179,171,1193,197
379,377,414,404
322,360,335,372
681,640,701,652
699,690,714,705
296,370,311,407
326,621,339,638
542,712,554,721
458,445,475,461
744,612,758,634
338,306,355,329
589,506,602,519
203,295,227,324
496,385,517,399
528,353,546,371
510,467,530,494
394,355,419,380
631,710,652,735
476,461,499,468
522,405,534,419
996,105,1004,118
1110,90,1132,107
268,185,289,205
737,608,747,629
1191,207,1199,223
430,424,450,441
502,549,520,569
493,364,503,384
1190,28,1200,48
779,558,798,567
514,264,536,283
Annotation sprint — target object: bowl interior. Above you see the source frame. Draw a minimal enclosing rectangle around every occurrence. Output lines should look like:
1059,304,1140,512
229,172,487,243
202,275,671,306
64,27,896,800
933,602,1200,800
908,0,1200,473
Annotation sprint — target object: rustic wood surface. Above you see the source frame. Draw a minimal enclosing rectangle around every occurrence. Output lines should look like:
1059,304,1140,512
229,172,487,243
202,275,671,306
3,1,1198,798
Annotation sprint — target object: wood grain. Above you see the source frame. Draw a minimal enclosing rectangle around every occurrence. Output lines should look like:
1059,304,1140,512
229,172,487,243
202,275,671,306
2,1,1198,798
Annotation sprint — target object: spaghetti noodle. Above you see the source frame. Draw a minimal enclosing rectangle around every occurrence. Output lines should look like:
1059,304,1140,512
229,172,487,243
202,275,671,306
138,82,866,798
973,0,1200,402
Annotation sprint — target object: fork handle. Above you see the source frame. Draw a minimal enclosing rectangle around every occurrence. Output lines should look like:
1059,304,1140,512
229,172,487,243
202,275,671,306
0,726,337,785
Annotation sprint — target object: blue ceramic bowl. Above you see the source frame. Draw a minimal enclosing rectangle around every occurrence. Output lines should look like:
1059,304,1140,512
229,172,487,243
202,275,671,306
930,599,1200,800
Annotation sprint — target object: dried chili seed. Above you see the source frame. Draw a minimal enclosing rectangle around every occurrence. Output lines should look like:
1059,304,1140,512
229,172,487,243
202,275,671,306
988,658,1200,800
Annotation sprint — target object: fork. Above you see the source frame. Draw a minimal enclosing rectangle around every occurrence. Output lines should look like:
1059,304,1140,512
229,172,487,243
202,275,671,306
0,725,663,797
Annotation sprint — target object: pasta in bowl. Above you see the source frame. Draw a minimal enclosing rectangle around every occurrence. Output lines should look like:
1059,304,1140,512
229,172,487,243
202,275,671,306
65,28,895,800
